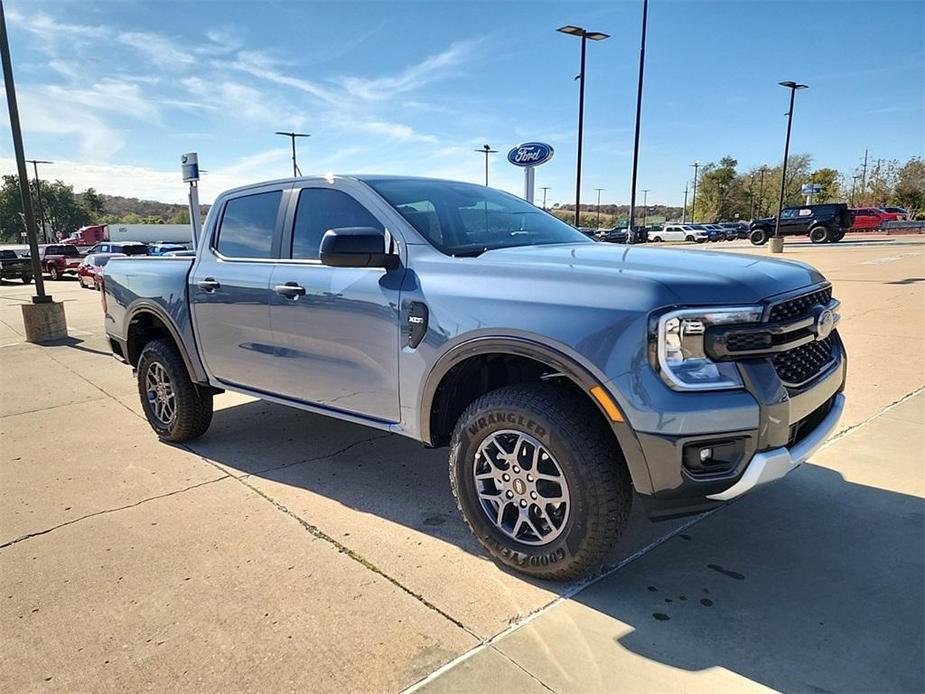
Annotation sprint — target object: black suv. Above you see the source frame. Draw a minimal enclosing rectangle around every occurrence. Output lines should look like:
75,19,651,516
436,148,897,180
749,204,854,245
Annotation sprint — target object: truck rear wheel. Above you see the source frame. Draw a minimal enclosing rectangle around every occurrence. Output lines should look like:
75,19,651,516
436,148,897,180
21,274,31,284
810,225,830,244
448,382,631,581
137,338,213,442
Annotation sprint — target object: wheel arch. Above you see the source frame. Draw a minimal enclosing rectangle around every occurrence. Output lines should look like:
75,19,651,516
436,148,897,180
419,336,654,494
125,302,208,384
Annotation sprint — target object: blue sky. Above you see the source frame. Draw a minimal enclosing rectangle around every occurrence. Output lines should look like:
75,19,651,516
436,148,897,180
3,0,923,206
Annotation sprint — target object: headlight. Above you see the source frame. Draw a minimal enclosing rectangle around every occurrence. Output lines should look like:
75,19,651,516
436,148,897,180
653,306,762,391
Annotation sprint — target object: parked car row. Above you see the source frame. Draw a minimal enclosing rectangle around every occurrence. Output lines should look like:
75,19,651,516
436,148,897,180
0,240,193,285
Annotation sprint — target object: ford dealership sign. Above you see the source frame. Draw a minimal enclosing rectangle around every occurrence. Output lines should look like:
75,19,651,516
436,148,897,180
507,142,554,167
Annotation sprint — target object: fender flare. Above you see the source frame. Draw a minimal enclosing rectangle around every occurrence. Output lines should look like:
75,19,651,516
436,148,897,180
125,301,208,384
418,336,655,495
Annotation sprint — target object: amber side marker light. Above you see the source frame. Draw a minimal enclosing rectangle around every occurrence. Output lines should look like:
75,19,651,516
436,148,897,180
590,386,624,422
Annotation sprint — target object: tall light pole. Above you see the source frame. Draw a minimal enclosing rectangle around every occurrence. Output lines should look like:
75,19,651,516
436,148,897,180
771,81,808,254
474,144,497,186
595,188,605,228
682,183,689,223
25,159,52,243
274,131,310,178
1,3,50,304
640,188,649,229
557,25,610,227
627,0,649,241
690,161,700,223
756,165,767,217
540,186,550,210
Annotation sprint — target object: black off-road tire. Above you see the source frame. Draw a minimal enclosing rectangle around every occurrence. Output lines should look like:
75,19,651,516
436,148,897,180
21,274,31,284
749,228,769,245
810,225,830,244
830,229,846,242
137,338,213,442
448,382,632,581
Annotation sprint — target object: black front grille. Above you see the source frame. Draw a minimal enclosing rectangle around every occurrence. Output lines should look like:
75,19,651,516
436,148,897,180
726,332,772,351
768,286,832,322
772,336,834,385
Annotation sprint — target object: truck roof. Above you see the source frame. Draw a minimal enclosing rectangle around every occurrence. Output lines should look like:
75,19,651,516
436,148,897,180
215,174,477,198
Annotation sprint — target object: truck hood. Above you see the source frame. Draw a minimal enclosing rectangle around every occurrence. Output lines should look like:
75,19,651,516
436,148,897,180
475,242,825,305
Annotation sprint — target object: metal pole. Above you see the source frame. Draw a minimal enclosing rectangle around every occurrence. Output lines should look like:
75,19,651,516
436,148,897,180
1,4,48,302
690,162,699,223
290,137,297,177
860,148,868,205
627,0,649,239
540,187,550,211
682,184,688,223
574,33,587,227
595,188,604,228
27,160,52,243
773,87,798,244
641,189,649,228
757,167,766,217
485,151,489,186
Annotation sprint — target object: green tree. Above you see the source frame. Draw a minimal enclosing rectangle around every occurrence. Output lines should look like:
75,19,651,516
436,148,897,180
894,157,925,218
169,208,190,224
692,156,750,222
809,168,841,202
865,159,899,207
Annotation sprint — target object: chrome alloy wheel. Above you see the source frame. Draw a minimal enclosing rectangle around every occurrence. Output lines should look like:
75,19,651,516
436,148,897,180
145,361,176,427
472,429,571,546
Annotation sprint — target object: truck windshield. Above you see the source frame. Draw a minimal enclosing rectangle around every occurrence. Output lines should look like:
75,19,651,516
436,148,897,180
363,178,590,257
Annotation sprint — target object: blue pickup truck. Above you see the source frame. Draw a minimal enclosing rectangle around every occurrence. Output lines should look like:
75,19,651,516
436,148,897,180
104,175,846,580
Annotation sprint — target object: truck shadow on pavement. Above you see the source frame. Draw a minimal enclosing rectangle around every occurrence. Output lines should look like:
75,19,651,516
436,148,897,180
186,399,690,587
552,463,925,693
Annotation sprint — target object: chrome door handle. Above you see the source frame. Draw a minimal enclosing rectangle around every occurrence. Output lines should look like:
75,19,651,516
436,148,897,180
275,282,306,298
197,277,220,292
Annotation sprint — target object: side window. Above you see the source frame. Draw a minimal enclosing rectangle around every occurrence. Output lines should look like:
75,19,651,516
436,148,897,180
291,188,383,260
216,190,281,258
780,209,797,219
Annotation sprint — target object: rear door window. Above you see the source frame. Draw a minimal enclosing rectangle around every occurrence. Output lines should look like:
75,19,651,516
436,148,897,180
216,190,282,258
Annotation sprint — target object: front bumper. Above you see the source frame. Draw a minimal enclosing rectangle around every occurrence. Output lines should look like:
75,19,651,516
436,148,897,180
705,392,844,501
632,331,846,520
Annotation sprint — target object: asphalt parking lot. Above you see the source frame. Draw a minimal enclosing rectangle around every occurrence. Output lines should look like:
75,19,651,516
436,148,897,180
1,237,923,692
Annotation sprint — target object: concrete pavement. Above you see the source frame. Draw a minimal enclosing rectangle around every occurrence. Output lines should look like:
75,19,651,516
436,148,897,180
1,238,923,692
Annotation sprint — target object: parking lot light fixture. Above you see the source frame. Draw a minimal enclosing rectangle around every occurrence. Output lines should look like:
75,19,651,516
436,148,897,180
540,186,550,210
771,81,808,254
474,144,498,186
595,188,605,228
627,0,650,242
557,25,610,226
274,131,310,178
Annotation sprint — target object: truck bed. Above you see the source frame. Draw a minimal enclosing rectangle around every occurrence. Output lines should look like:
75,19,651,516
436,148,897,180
103,256,198,365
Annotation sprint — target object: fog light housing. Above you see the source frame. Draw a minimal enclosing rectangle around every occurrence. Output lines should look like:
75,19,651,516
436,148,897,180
683,438,747,477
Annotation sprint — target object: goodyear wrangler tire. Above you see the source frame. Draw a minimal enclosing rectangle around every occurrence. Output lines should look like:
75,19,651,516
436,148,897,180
449,382,632,581
137,338,213,443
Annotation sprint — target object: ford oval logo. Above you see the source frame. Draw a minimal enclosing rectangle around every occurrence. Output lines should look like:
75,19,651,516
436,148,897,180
507,142,554,167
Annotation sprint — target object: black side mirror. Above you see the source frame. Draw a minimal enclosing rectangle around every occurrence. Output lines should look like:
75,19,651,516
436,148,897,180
319,227,397,269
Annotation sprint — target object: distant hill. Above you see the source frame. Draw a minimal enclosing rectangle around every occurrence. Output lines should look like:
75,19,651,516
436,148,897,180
99,194,210,225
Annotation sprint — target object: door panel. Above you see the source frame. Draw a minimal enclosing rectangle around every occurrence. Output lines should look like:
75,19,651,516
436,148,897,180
266,264,401,420
264,184,402,421
190,187,286,390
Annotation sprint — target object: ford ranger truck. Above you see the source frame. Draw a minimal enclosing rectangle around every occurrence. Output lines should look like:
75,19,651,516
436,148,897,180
104,176,846,580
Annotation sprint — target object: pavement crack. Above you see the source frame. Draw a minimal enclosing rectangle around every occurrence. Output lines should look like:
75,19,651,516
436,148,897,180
200,454,480,641
488,644,559,693
0,476,228,550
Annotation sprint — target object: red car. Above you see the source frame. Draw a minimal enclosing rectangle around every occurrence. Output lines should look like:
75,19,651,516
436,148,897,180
77,253,124,290
849,207,894,230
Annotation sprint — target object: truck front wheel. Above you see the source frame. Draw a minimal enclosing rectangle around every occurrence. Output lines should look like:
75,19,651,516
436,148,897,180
137,338,213,442
810,225,830,244
448,383,631,581
749,228,769,245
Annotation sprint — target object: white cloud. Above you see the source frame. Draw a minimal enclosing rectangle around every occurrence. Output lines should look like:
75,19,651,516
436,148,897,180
348,120,437,143
14,91,125,158
116,31,195,68
225,50,341,105
341,39,481,101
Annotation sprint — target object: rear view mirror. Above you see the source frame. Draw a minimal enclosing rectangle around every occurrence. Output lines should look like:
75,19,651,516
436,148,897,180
319,227,397,269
